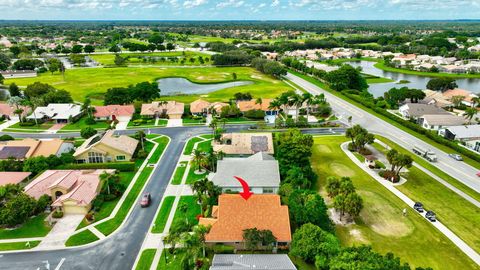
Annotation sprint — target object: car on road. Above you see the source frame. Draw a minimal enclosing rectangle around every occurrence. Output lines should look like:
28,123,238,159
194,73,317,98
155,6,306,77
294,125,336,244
448,153,463,161
413,202,424,213
425,210,436,222
140,193,151,207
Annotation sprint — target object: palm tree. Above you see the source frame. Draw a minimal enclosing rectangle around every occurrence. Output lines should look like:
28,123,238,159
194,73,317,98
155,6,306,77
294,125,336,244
193,225,211,258
22,97,42,126
209,118,218,138
7,96,24,122
302,92,313,119
450,95,464,108
192,177,209,215
135,130,146,150
179,202,189,225
255,97,263,107
82,97,92,118
268,98,281,114
471,96,480,108
192,149,206,172
464,107,477,124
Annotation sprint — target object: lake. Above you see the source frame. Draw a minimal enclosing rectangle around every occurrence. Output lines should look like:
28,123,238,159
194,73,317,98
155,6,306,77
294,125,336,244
346,61,480,97
157,78,253,96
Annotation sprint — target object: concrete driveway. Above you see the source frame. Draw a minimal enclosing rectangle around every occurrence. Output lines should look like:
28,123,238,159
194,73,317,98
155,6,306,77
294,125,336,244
115,120,129,130
36,214,85,249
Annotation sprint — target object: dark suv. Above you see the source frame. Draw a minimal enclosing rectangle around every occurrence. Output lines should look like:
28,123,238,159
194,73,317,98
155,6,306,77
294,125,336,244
425,211,436,222
413,202,424,213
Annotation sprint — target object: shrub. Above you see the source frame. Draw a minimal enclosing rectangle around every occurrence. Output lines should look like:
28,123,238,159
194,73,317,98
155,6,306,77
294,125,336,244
213,244,235,254
244,109,265,119
80,127,97,139
374,160,386,169
52,210,64,219
19,121,36,126
347,142,356,152
85,117,96,125
0,134,14,141
57,162,135,172
133,119,144,126
136,149,147,159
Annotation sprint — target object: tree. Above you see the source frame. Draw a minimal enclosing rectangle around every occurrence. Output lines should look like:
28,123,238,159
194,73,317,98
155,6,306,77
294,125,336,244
7,96,24,122
232,72,237,81
100,171,124,196
0,53,11,70
71,44,83,54
0,192,37,227
130,81,160,102
288,189,332,232
104,87,133,105
84,45,95,53
426,77,457,92
387,149,413,179
148,34,164,45
135,130,146,150
80,127,97,139
42,89,73,104
82,97,93,118
276,129,314,176
326,64,368,91
345,124,373,152
22,156,50,175
22,97,42,125
326,176,341,198
344,193,363,219
192,149,206,172
243,228,277,252
24,82,55,99
166,43,175,51
450,95,464,108
464,107,477,124
290,223,340,264
0,73,3,85
8,83,21,97
47,58,62,74
109,44,121,53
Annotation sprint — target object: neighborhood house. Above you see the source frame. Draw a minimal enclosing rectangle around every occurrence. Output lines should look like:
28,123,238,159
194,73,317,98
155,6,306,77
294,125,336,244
93,105,135,121
209,152,280,194
210,254,297,270
0,172,31,187
141,101,184,119
418,114,467,130
440,125,480,153
190,99,228,115
24,169,115,215
0,103,30,120
213,133,274,155
74,130,139,163
27,103,82,123
0,138,74,160
399,103,449,120
199,194,291,250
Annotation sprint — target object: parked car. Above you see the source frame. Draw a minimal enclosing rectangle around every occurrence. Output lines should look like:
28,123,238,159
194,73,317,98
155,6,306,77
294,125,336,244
425,210,436,222
140,193,151,207
413,202,424,213
448,153,463,161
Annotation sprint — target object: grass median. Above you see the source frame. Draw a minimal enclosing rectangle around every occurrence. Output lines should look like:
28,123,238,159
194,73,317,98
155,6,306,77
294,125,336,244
65,229,99,247
170,162,188,185
0,241,40,251
151,196,175,233
169,196,201,232
135,249,157,270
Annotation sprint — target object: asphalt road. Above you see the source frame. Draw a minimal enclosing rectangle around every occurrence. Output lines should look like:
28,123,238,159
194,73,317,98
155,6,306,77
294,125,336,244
286,72,480,193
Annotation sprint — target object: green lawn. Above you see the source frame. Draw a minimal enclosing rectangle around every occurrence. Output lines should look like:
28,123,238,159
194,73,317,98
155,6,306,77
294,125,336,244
185,165,208,184
148,136,170,164
170,196,201,231
366,77,395,84
65,229,99,247
0,214,51,239
60,117,110,131
0,241,40,251
6,67,292,104
91,51,212,66
6,122,54,131
311,136,479,270
371,139,480,253
170,162,188,185
289,70,480,170
183,137,203,155
135,249,157,270
157,249,183,269
196,139,213,153
151,196,175,233
127,119,167,129
77,172,136,230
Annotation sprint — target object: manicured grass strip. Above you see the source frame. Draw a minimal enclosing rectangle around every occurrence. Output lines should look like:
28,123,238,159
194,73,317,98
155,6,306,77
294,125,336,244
170,162,188,185
289,70,480,170
311,136,478,270
149,136,169,164
76,172,136,230
183,137,203,155
157,249,184,269
170,196,201,231
196,139,212,153
0,241,40,251
7,122,53,130
374,136,480,203
0,214,51,239
135,249,157,270
60,117,110,131
65,229,99,247
95,167,153,236
199,134,213,140
185,165,208,184
151,196,175,233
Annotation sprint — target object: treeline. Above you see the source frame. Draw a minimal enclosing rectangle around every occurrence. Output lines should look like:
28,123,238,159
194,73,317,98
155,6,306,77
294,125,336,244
103,81,160,105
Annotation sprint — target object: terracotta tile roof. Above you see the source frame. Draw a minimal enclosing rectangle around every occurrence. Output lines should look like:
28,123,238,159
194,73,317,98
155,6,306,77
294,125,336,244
141,101,184,116
0,139,69,159
0,103,30,117
212,133,274,155
0,172,31,186
237,99,272,112
74,130,139,157
190,99,211,114
443,88,478,102
94,105,135,118
199,194,291,243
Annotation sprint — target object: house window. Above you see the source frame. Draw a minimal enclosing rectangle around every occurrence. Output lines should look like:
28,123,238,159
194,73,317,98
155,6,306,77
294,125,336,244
88,152,104,163
116,155,126,161
263,188,274,194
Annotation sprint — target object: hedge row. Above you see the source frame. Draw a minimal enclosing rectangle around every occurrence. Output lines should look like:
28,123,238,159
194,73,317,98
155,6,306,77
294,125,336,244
341,91,480,163
57,162,136,172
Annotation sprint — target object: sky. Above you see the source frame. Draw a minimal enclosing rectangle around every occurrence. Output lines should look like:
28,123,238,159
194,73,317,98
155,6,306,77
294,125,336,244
0,0,480,20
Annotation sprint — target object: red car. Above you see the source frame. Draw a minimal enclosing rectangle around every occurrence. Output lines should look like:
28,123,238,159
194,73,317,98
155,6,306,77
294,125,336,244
140,193,151,207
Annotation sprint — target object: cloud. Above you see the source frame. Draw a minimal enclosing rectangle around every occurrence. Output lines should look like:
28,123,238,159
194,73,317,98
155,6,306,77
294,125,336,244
271,0,280,7
183,0,208,8
216,0,244,8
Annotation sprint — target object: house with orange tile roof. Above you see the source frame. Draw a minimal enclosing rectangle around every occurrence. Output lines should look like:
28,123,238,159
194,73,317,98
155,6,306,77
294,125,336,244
199,194,291,250
24,169,115,214
0,103,30,121
141,101,184,119
443,88,479,107
190,99,228,115
236,99,273,112
94,105,135,122
212,133,274,155
0,172,31,187
0,138,74,160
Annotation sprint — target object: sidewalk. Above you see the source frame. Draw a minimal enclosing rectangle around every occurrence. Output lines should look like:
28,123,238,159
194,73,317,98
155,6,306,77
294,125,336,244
341,142,480,265
0,119,18,131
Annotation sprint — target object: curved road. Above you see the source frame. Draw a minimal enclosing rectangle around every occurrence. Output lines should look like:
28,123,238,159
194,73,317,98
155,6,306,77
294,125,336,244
0,125,345,270
286,72,480,192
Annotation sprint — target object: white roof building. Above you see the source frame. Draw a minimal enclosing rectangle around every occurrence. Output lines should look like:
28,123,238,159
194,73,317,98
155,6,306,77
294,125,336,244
27,103,82,123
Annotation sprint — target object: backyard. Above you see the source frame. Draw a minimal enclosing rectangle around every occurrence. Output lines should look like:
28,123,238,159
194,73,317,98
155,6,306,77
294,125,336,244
311,135,479,270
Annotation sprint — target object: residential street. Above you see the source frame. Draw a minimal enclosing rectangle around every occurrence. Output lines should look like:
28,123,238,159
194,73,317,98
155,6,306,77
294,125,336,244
285,72,480,193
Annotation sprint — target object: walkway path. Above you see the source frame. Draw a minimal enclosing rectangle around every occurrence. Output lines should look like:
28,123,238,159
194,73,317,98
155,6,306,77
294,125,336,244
167,119,183,127
44,123,65,134
36,214,84,249
341,142,480,266
0,119,18,131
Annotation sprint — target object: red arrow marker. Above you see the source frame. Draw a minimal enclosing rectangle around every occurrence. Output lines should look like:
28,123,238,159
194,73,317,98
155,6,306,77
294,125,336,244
234,176,253,200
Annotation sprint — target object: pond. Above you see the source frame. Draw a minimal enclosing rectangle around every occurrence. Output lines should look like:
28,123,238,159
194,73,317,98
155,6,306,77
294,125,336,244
346,61,480,97
157,77,253,96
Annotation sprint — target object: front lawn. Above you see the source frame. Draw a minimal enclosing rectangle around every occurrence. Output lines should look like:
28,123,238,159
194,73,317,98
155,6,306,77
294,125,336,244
185,165,208,184
151,196,175,233
311,135,478,270
135,249,157,270
170,162,188,185
183,137,203,155
65,229,99,247
169,196,201,231
0,214,51,239
60,117,110,131
6,122,54,130
196,139,212,153
0,241,40,251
